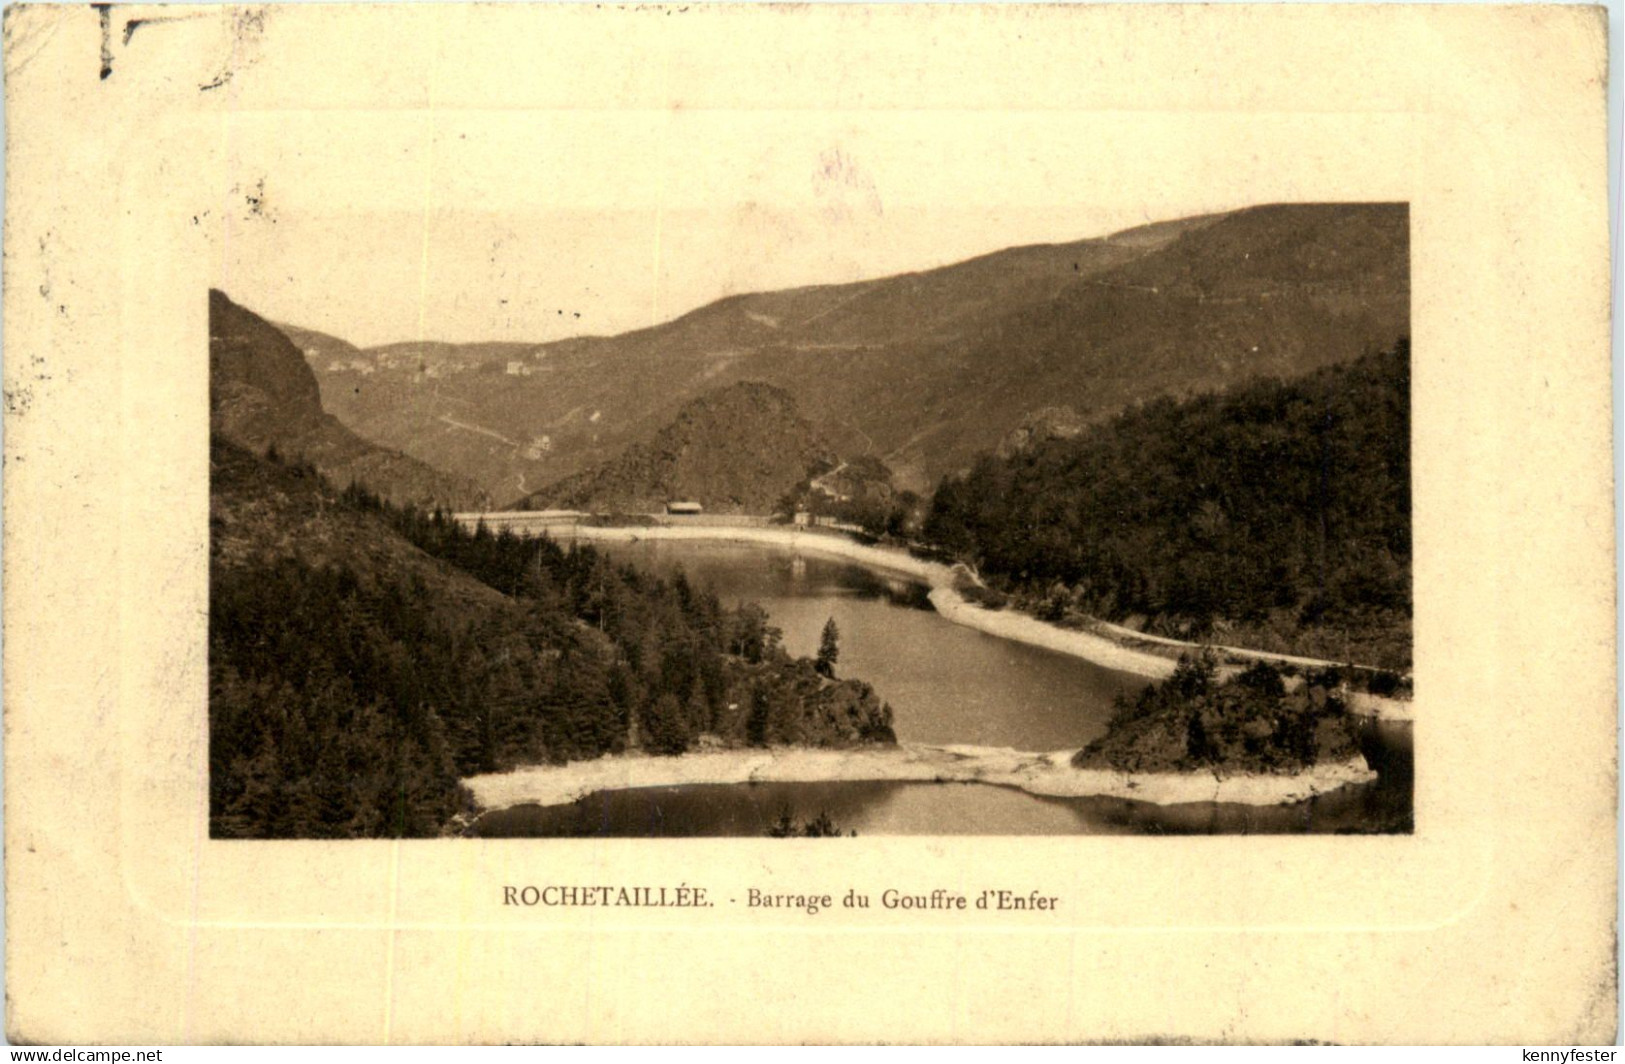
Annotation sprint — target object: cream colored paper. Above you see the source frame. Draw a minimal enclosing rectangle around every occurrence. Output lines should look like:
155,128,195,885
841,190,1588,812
3,3,1614,1044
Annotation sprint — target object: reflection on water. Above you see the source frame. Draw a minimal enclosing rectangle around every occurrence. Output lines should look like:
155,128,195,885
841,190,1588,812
472,720,1411,838
503,536,1415,836
473,780,1121,838
1059,720,1413,835
584,539,1143,750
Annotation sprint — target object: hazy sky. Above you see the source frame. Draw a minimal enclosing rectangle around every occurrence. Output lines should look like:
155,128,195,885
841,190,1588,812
213,108,1276,347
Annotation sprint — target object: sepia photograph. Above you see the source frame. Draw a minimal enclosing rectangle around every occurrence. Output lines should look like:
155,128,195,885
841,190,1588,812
7,2,1612,1045
210,186,1413,838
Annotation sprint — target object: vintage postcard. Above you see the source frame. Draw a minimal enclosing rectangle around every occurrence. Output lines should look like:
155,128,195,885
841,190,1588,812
3,2,1614,1044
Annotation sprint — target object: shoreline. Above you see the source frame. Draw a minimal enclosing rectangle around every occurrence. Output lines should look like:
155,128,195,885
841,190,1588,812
463,742,1380,815
552,521,955,582
521,521,1413,721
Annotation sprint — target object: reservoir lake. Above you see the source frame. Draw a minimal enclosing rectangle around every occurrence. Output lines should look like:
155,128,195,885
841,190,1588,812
472,538,1413,837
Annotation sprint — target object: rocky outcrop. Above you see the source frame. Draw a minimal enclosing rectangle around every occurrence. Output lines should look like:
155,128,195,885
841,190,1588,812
520,381,834,513
210,289,489,510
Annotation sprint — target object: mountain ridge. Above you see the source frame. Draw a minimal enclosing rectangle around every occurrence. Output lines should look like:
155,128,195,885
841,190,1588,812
292,202,1408,499
520,381,834,513
211,289,489,510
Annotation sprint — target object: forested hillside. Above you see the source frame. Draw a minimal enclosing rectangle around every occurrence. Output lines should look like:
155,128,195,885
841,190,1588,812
209,440,894,839
1073,653,1363,774
924,342,1411,669
298,203,1407,499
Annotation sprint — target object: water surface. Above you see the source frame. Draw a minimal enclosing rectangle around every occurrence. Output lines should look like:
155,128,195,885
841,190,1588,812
473,720,1411,837
587,538,1141,749
494,535,1414,836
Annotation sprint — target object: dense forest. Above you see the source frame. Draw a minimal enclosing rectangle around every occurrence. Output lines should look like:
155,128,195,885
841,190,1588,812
923,342,1411,670
209,441,893,839
1072,652,1363,774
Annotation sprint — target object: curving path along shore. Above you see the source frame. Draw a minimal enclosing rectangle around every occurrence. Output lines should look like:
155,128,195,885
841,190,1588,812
534,522,1413,721
463,742,1379,814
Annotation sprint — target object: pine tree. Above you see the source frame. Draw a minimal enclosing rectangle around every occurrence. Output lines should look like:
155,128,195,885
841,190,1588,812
815,617,840,678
